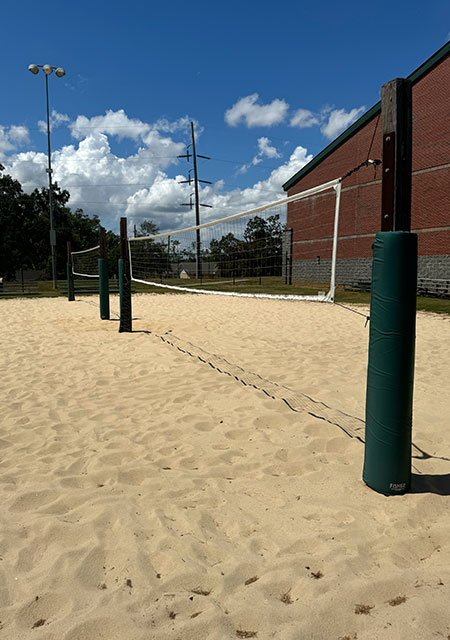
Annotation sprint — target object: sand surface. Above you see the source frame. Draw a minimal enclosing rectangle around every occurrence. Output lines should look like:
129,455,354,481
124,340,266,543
1,293,450,640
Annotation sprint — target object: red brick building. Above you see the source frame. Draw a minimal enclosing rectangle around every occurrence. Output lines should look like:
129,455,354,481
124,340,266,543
282,42,450,288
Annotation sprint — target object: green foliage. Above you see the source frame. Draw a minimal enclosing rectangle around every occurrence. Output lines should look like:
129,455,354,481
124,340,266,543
0,173,28,278
135,219,160,237
0,169,114,280
105,230,120,278
209,214,284,278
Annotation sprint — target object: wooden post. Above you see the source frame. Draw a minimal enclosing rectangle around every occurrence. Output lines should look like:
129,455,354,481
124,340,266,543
119,217,132,333
67,241,75,301
381,78,412,231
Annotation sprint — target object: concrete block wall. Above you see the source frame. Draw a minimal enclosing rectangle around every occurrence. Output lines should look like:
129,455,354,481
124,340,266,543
292,253,450,289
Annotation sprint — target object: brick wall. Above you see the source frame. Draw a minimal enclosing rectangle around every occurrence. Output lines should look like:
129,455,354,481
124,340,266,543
287,54,450,285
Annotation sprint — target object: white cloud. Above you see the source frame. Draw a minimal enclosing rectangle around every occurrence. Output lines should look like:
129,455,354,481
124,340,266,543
8,126,30,143
3,119,186,230
70,109,151,141
38,110,70,133
69,110,194,143
2,150,47,185
290,108,320,128
238,137,281,174
2,107,312,235
193,145,312,227
0,125,30,160
124,172,194,231
225,93,289,127
257,137,280,159
153,116,192,134
125,145,311,233
0,128,15,158
320,106,365,140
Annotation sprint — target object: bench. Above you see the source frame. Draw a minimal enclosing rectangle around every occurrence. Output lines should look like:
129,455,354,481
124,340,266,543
343,280,372,293
343,278,450,299
417,278,450,299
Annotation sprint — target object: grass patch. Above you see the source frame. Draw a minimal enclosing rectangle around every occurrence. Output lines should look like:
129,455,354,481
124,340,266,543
2,278,449,316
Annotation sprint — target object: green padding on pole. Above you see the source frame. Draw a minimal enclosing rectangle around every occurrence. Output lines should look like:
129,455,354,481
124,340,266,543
98,258,110,320
363,231,417,495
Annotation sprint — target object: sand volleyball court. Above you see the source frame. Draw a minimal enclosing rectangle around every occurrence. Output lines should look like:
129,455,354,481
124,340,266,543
1,293,450,639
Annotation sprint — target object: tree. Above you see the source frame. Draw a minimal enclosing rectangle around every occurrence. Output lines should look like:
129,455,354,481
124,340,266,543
135,219,159,237
209,232,244,277
0,169,114,280
209,214,283,279
0,172,31,278
243,214,283,277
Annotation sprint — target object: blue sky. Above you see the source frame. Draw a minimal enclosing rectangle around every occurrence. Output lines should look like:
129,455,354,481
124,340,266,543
1,0,449,234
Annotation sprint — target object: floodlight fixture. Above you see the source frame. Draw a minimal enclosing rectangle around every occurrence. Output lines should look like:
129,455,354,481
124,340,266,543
28,64,39,74
43,64,53,75
55,67,66,78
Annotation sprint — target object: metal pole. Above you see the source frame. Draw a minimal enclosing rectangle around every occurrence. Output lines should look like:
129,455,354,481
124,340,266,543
191,122,202,281
45,73,57,289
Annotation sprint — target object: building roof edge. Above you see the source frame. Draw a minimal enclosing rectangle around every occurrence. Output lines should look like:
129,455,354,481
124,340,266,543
282,41,450,192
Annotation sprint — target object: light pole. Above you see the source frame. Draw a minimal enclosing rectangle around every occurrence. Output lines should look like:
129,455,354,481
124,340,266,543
28,63,66,289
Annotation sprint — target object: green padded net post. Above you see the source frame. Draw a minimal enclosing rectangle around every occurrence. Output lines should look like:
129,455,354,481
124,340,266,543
363,231,417,495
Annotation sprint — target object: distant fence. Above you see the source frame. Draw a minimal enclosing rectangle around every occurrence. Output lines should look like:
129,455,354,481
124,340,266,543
0,279,120,298
0,281,40,297
58,278,120,295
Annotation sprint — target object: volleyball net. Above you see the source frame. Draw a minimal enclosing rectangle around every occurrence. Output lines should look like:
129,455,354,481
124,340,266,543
71,245,100,278
128,178,342,302
69,240,110,319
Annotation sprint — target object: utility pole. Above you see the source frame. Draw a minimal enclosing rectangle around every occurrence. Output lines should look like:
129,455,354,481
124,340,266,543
191,121,202,281
179,121,212,280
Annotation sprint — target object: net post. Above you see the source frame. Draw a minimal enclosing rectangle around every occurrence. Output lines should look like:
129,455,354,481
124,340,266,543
66,241,75,301
363,77,416,496
328,181,342,303
98,226,110,320
119,217,132,333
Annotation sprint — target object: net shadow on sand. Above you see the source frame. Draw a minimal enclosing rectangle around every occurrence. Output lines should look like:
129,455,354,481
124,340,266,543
154,330,450,476
82,298,449,476
157,331,366,442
